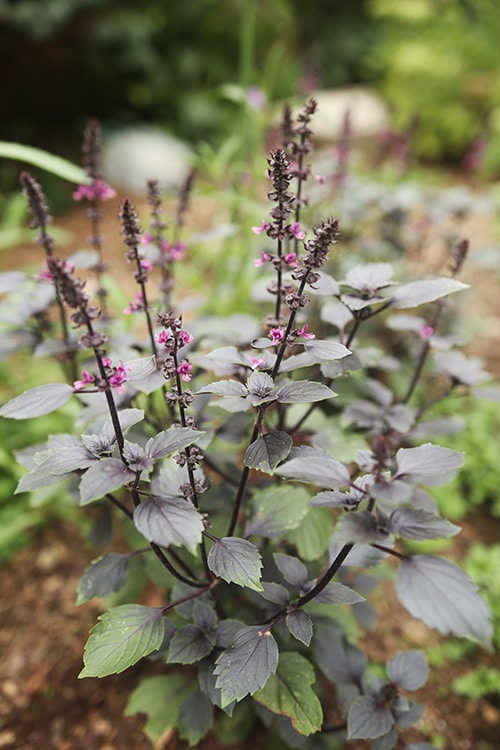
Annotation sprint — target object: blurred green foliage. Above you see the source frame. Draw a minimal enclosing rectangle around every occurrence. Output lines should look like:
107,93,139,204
0,0,378,151
429,397,500,519
369,0,500,169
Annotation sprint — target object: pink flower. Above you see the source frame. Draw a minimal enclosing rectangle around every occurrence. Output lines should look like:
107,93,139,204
140,259,153,272
246,86,267,111
250,357,265,369
169,242,186,261
252,220,270,235
107,360,132,393
179,330,193,346
420,325,434,339
290,222,305,240
73,179,116,203
269,327,284,344
254,252,272,267
123,291,144,315
284,252,297,267
73,371,94,390
35,263,53,283
156,330,172,346
142,232,154,245
297,324,315,340
314,173,325,185
177,361,193,382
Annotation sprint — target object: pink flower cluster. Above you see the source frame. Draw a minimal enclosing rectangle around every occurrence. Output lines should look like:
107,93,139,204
251,220,305,240
156,329,193,347
268,324,314,345
176,361,193,382
73,357,131,393
123,291,144,315
142,233,186,262
35,259,74,283
73,179,116,203
254,251,297,268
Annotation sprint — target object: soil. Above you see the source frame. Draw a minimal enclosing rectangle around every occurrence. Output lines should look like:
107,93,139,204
2,180,500,749
1,518,499,750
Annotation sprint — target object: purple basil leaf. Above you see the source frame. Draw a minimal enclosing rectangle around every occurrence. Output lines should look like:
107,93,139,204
79,458,135,505
329,541,390,568
286,610,313,646
275,380,337,403
348,695,394,739
314,582,365,605
341,292,386,310
303,339,351,362
192,601,218,631
396,555,493,645
32,443,96,475
123,442,153,472
123,356,157,382
244,432,292,473
178,689,213,746
352,600,378,630
145,426,203,458
433,350,490,386
321,298,354,331
214,625,279,706
273,553,308,588
198,655,234,714
390,278,468,309
277,351,317,373
331,511,390,545
76,553,131,605
371,727,398,750
208,537,263,591
314,623,366,685
167,625,216,664
387,651,429,691
101,408,144,442
134,495,204,552
344,262,394,292
197,379,248,398
215,620,245,649
260,582,290,606
392,699,425,728
0,383,73,419
274,445,350,489
388,508,460,541
371,480,413,508
306,270,340,295
395,443,464,479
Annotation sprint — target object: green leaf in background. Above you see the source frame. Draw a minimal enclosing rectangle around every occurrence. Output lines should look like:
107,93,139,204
244,485,310,538
79,604,168,677
0,141,89,184
253,652,323,736
287,507,332,561
125,674,194,743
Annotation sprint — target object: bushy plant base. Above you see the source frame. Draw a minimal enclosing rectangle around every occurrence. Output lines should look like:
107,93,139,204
0,105,495,750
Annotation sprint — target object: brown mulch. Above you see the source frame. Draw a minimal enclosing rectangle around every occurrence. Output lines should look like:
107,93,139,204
0,517,499,750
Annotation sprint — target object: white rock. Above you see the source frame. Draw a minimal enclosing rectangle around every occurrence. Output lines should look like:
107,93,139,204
103,126,193,195
306,87,391,141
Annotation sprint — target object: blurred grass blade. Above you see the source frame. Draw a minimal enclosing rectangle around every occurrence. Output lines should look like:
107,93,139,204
0,141,89,184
